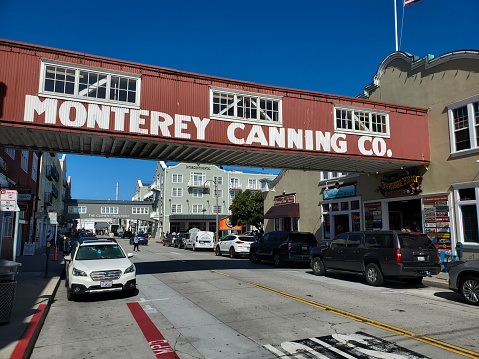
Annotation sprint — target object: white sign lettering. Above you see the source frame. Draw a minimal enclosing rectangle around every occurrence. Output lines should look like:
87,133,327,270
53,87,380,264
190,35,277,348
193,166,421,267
23,95,393,158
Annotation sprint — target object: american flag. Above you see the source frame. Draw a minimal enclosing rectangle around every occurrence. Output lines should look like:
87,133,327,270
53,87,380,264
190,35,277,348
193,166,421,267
404,0,422,6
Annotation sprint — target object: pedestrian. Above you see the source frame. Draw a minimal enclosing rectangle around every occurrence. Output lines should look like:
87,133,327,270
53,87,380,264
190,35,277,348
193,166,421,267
133,235,140,252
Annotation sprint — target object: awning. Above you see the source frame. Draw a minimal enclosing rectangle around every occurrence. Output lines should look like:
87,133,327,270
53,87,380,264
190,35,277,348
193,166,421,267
264,203,300,219
94,222,109,229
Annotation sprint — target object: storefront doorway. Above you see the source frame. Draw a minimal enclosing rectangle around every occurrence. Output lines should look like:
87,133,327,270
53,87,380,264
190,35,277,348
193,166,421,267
388,199,422,232
333,214,349,236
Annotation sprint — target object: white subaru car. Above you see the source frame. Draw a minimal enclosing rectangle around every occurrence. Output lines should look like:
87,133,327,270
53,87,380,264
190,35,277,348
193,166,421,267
215,234,256,258
64,239,136,300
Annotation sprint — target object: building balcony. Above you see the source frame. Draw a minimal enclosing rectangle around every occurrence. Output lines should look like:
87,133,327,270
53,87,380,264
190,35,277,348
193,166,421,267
229,182,242,190
151,182,162,191
188,180,210,189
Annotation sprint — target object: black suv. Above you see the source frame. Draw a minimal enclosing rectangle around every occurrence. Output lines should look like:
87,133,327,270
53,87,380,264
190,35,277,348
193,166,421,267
310,231,441,286
249,231,318,267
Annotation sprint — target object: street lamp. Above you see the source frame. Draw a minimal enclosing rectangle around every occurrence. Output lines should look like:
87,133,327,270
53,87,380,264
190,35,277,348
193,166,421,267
204,178,219,243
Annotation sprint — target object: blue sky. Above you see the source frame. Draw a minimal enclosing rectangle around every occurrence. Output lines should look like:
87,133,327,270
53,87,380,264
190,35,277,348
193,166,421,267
1,0,478,200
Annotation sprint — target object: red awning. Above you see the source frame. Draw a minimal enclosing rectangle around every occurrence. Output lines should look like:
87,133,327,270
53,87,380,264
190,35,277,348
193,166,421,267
264,203,300,219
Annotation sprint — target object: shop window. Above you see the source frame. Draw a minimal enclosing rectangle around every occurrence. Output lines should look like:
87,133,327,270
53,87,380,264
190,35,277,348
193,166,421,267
292,218,299,232
461,205,479,243
334,105,389,137
351,200,360,210
211,87,282,125
447,96,479,155
331,203,339,211
322,204,329,213
323,214,331,239
341,202,349,211
40,59,140,107
274,218,280,231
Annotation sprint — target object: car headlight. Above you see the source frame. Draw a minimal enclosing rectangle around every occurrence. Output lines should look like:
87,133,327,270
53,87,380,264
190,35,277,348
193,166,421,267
124,264,135,274
72,267,87,277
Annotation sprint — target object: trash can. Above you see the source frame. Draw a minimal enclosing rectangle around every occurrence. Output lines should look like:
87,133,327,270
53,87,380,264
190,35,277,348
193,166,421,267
0,259,22,324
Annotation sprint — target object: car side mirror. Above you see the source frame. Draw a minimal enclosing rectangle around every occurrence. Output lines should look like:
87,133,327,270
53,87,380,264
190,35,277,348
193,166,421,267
127,253,134,258
64,255,72,261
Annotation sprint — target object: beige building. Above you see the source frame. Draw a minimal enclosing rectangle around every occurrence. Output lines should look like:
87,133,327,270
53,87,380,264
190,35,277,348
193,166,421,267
264,50,479,260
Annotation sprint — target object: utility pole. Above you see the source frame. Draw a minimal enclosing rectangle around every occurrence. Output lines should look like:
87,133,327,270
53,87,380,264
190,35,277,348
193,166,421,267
204,178,219,243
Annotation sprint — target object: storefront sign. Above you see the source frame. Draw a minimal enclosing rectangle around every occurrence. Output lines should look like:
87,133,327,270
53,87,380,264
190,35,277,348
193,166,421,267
219,217,242,231
17,193,32,201
274,194,296,206
379,173,422,197
323,185,356,200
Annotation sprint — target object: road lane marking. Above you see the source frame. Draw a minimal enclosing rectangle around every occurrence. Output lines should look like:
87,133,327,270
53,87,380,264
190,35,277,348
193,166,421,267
250,282,479,358
211,270,230,276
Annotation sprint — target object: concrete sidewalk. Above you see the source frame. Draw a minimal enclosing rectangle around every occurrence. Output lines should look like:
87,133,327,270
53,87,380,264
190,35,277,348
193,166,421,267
0,247,64,359
0,246,450,359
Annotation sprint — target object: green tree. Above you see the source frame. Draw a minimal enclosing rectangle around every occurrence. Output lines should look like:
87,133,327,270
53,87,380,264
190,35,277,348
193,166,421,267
229,190,264,235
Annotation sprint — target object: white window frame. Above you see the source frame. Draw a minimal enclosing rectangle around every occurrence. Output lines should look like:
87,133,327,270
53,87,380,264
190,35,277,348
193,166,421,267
190,172,205,187
192,188,203,198
39,59,141,109
101,207,119,214
171,204,182,214
215,189,223,198
453,183,479,249
447,95,479,156
230,189,240,199
171,187,183,197
21,151,29,173
32,153,38,182
334,105,390,137
192,204,204,214
213,176,223,186
172,173,183,183
247,179,257,190
210,87,282,127
230,177,241,189
213,205,223,214
132,207,149,214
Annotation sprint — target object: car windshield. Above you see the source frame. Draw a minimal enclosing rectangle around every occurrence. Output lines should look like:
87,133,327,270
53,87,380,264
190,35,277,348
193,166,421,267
289,233,317,244
76,244,126,260
398,234,436,250
238,236,256,242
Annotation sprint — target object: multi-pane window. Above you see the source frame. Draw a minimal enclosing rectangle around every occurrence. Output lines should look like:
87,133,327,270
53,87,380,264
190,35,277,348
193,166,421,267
40,60,140,107
171,204,182,214
101,207,119,214
172,188,183,197
190,172,205,186
335,105,389,136
230,190,240,199
320,172,351,181
211,88,282,124
213,205,223,214
21,151,28,173
68,206,87,214
132,207,149,214
448,98,479,154
172,173,183,183
215,189,223,198
213,176,223,186
247,179,257,190
192,204,204,214
192,188,203,198
230,178,241,189
32,153,38,181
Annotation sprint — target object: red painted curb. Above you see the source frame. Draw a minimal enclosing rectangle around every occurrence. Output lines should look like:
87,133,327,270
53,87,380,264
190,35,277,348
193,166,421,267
10,304,47,359
127,302,179,359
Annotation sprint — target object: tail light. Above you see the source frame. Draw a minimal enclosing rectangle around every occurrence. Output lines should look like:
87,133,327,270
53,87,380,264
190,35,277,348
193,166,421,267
235,241,244,244
287,243,291,251
393,248,402,263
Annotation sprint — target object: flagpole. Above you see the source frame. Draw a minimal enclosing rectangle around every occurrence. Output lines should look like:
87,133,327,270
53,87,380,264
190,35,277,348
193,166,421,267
394,0,398,51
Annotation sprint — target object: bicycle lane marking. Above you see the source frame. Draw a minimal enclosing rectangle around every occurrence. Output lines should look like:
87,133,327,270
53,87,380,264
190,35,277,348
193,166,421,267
127,302,180,359
249,283,479,359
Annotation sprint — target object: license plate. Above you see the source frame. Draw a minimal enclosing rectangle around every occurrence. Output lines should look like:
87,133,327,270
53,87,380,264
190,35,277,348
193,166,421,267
417,256,426,262
101,281,113,288
302,246,308,251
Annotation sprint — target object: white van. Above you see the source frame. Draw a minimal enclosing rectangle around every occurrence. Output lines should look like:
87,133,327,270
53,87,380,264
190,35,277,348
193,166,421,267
185,231,215,251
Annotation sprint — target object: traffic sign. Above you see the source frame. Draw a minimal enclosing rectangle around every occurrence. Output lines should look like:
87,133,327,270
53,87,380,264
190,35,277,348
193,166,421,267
1,189,17,201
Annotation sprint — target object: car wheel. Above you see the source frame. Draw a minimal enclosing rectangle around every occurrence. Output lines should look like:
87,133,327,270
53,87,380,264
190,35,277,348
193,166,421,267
312,257,326,276
273,253,283,268
215,246,222,256
229,247,236,258
460,276,479,305
67,287,75,301
365,263,384,286
249,250,261,264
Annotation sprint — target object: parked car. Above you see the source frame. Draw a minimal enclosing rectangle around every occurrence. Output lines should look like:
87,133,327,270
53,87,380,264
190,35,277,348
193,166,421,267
215,234,256,258
448,259,479,305
185,231,215,251
64,239,136,300
249,231,317,267
173,233,185,248
310,231,441,286
163,234,174,247
130,233,148,245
